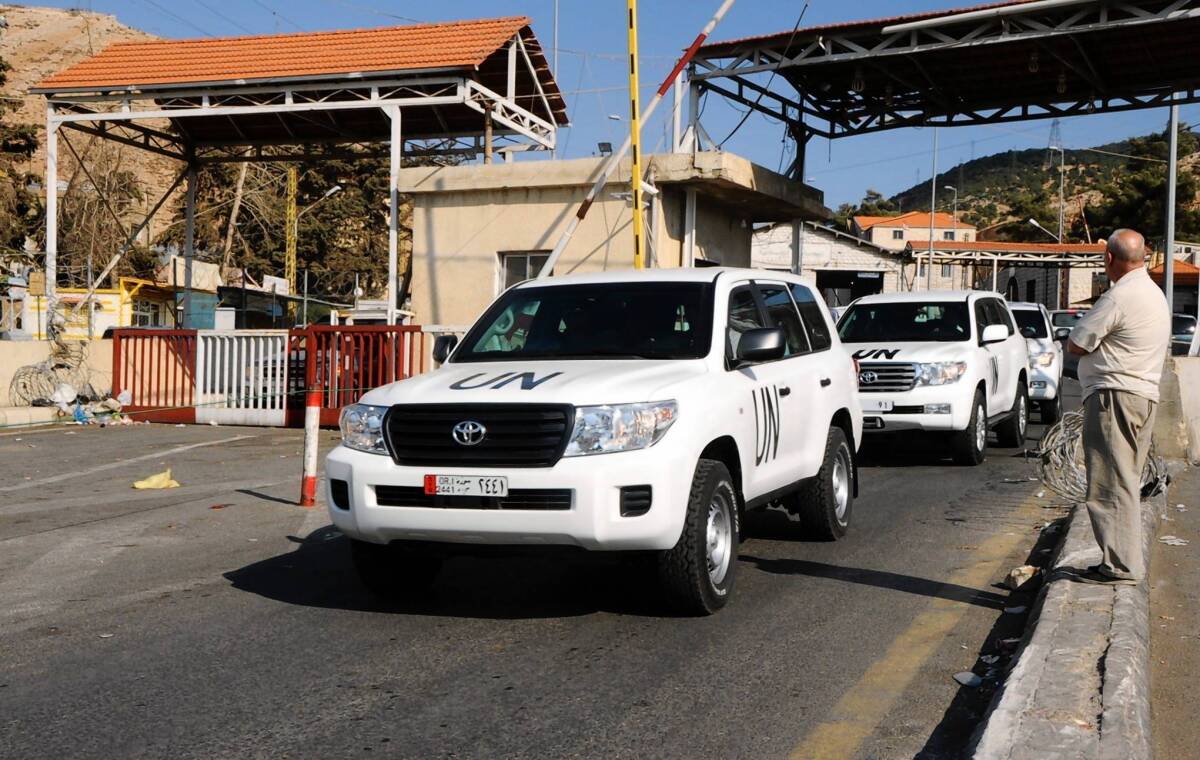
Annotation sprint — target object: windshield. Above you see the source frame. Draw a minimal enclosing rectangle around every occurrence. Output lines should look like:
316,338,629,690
1012,309,1048,339
838,301,970,343
1052,310,1088,327
1173,315,1196,336
453,282,713,362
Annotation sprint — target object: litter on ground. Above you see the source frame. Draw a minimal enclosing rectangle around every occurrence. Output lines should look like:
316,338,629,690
132,469,180,490
1004,565,1040,590
954,671,983,687
1159,535,1189,546
1004,606,1028,615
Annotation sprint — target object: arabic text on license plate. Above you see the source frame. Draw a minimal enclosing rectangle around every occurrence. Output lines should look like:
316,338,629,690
864,399,893,412
424,475,509,497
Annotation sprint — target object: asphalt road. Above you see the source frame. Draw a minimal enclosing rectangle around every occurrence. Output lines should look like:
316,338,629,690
0,393,1077,760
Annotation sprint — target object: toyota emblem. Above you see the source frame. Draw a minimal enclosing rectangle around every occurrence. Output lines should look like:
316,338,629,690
859,370,878,385
452,420,487,446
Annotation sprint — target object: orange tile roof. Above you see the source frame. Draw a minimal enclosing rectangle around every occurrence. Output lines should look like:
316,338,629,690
853,211,975,231
35,16,534,91
910,240,1106,253
1150,259,1200,274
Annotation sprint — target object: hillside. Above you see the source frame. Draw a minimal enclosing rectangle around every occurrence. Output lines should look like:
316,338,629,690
837,128,1200,245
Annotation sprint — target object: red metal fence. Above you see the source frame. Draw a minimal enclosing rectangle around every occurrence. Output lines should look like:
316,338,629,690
113,325,447,426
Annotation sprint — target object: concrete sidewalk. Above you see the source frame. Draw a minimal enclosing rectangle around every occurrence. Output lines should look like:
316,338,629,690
972,491,1162,759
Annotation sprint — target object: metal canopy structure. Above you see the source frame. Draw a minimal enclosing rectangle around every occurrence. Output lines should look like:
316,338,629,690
905,239,1106,290
689,0,1200,177
33,16,567,327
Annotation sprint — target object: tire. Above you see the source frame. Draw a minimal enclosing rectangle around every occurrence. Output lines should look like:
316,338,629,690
1040,395,1062,425
658,459,739,615
350,539,443,598
995,381,1029,448
951,390,988,466
794,427,854,541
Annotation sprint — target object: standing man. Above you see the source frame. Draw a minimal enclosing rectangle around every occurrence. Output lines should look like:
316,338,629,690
1067,229,1170,584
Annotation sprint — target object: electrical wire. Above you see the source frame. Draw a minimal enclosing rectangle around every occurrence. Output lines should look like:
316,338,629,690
1038,410,1167,503
136,0,214,37
716,1,811,148
249,0,305,32
193,0,256,35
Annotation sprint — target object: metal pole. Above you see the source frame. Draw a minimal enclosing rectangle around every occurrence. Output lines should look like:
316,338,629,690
537,0,738,278
386,105,401,325
927,127,938,291
552,0,560,159
1165,99,1178,315
302,269,309,326
1056,146,1065,309
627,0,646,270
86,251,94,340
286,165,298,298
183,164,196,328
44,106,58,335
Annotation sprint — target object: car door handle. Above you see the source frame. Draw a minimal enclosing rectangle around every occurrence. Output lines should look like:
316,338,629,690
820,378,832,388
779,385,792,396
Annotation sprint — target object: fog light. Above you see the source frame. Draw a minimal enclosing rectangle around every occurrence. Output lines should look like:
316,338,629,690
1032,381,1047,389
924,404,952,414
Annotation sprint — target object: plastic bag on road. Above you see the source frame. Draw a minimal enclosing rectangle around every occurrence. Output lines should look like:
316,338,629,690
133,469,181,490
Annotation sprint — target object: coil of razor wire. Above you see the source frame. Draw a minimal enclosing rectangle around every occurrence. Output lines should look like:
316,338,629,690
1038,409,1167,503
8,338,92,407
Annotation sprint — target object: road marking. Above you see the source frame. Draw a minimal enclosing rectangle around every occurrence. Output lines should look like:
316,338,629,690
788,491,1042,760
0,435,254,493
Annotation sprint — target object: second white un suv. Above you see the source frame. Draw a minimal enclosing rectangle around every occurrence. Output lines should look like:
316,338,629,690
836,291,1031,464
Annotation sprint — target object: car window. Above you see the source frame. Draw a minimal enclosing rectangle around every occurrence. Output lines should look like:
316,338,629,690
973,300,991,341
758,284,810,356
789,284,833,351
1012,308,1049,339
839,301,970,343
454,282,713,361
1051,310,1088,328
988,300,1015,335
727,285,767,359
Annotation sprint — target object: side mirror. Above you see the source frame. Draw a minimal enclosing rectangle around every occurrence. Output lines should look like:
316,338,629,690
1054,327,1071,341
980,324,1009,345
432,334,459,364
736,327,786,363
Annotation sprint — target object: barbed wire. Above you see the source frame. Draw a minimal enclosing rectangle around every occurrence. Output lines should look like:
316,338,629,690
1038,409,1167,502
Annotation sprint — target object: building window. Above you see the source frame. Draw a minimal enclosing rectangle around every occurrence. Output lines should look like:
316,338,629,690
891,229,904,240
941,264,952,278
1025,280,1036,303
500,251,551,290
943,230,955,241
131,299,162,327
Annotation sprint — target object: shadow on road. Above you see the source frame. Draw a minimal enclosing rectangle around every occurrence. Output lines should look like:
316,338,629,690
224,526,684,620
741,554,1008,610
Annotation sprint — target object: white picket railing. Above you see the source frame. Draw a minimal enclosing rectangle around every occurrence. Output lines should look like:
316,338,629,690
195,330,290,426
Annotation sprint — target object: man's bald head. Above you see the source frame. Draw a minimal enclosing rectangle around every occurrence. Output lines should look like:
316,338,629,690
1107,229,1146,265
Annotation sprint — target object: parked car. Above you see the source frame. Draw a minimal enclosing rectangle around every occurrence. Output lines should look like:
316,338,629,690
1050,308,1090,379
1171,314,1196,356
837,291,1031,465
325,268,863,614
1009,302,1064,423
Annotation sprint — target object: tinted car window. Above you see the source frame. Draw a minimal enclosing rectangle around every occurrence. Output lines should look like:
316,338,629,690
759,285,810,356
455,282,713,361
1052,310,1088,328
839,301,971,343
727,286,767,358
790,284,833,350
986,300,1015,335
974,300,993,341
1012,309,1048,339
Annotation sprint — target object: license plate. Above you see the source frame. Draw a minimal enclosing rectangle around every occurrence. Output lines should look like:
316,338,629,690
862,399,894,412
424,475,508,497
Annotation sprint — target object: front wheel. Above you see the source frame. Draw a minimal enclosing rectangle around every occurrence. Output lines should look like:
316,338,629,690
658,459,739,615
995,382,1029,448
350,539,443,599
792,426,854,541
1040,395,1062,424
951,390,988,466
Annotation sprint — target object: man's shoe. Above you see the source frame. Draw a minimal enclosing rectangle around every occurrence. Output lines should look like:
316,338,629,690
1068,565,1140,586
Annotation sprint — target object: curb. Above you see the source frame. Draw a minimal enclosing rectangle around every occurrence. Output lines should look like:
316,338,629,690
971,493,1161,760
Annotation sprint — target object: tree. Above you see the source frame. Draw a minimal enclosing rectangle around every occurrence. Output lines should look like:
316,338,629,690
0,55,41,262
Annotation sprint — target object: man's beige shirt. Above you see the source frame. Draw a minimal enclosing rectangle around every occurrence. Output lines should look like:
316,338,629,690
1070,266,1170,402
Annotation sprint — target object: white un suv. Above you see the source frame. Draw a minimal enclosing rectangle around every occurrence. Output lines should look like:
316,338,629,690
325,268,863,614
1009,301,1064,423
836,290,1030,465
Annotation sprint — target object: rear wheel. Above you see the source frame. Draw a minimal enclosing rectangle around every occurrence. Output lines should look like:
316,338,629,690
951,390,988,466
791,427,854,541
350,539,443,598
996,382,1029,447
658,459,738,615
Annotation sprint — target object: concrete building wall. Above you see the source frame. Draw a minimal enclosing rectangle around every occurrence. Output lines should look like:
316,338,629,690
1,339,113,406
753,223,904,293
1000,266,1103,307
868,225,975,252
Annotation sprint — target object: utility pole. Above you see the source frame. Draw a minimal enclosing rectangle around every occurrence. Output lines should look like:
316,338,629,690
1166,98,1178,316
627,0,646,269
1055,146,1065,309
285,165,298,298
926,127,938,291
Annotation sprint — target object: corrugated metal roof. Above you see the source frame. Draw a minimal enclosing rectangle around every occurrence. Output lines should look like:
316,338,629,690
911,240,1106,253
35,16,532,91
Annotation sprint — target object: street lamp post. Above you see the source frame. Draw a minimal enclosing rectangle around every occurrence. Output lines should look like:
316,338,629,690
1029,217,1061,307
944,184,958,286
1049,146,1065,309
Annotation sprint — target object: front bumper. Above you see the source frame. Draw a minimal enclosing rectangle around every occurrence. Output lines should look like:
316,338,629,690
859,385,974,433
324,443,692,551
1028,365,1060,400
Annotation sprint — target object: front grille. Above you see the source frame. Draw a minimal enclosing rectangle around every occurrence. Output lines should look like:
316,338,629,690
857,362,917,393
374,486,572,511
384,403,574,468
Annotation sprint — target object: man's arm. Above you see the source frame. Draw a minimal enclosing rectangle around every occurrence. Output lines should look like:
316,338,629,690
1067,339,1089,356
1069,298,1121,357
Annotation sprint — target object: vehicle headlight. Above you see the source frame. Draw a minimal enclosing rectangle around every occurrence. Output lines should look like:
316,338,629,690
1029,349,1056,367
914,361,968,386
339,403,388,455
564,400,678,457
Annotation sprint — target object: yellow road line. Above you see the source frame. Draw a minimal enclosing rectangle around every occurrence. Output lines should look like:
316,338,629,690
789,492,1042,760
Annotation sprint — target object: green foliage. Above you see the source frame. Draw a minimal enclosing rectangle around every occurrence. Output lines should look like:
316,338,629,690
0,54,42,258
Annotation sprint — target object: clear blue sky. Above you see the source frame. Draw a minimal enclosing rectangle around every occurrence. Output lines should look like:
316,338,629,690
30,1,1199,209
